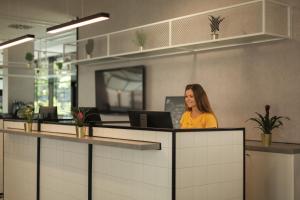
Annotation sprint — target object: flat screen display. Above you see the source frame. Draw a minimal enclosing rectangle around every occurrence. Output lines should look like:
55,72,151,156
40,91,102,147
95,66,145,113
128,111,173,129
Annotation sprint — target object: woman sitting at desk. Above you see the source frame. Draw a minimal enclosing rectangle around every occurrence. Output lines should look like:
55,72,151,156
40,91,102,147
180,83,218,128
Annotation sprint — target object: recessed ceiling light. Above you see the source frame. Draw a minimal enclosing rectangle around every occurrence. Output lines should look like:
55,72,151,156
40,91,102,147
8,24,33,30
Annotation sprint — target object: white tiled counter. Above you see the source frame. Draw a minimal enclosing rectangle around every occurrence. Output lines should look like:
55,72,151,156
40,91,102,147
176,130,244,200
1,120,245,200
246,141,300,200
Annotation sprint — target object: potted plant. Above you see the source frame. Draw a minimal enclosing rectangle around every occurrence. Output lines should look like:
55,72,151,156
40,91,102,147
85,39,94,59
133,30,147,51
72,108,87,137
56,62,63,70
208,15,225,40
25,52,34,68
18,104,34,132
247,105,290,146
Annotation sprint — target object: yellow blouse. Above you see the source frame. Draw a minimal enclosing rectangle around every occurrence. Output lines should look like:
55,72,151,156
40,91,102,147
180,111,218,128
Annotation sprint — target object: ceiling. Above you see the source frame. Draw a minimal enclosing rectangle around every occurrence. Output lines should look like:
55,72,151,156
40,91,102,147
0,0,82,41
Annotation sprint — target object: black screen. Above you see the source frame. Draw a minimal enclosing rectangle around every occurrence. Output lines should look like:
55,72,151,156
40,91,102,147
39,106,58,121
95,66,145,113
128,111,173,129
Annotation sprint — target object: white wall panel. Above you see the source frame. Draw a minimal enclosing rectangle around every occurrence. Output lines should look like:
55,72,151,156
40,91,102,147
176,130,244,200
40,138,88,200
4,134,37,200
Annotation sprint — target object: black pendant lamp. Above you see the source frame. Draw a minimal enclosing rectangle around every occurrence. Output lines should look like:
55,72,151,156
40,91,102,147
0,34,35,50
47,12,110,34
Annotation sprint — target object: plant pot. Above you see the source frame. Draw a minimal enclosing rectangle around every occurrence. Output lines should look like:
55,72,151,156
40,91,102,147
86,54,91,59
211,33,219,40
139,46,143,51
76,126,86,138
261,133,272,147
24,122,32,132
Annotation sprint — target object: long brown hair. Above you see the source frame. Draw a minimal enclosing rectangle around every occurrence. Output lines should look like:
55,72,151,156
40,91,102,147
184,84,214,113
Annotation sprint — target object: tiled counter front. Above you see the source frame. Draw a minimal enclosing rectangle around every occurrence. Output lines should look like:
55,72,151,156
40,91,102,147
1,120,244,200
176,130,244,200
0,119,3,194
39,125,88,200
93,127,172,200
4,133,37,200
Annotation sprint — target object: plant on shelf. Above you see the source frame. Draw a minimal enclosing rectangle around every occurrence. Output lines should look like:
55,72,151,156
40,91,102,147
85,39,94,59
56,62,63,70
72,108,88,137
18,104,34,132
133,30,147,51
208,15,225,40
247,105,290,146
25,52,34,68
34,60,38,68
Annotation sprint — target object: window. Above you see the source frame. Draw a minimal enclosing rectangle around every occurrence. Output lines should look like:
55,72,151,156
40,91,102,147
34,30,77,117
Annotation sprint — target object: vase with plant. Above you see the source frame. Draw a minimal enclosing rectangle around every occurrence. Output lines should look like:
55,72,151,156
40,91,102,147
247,105,290,146
18,104,34,132
72,108,87,138
25,52,34,68
56,62,63,71
85,39,94,59
133,30,147,51
208,15,225,40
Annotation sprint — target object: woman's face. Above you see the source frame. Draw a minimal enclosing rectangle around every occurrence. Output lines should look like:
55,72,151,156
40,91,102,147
185,89,197,109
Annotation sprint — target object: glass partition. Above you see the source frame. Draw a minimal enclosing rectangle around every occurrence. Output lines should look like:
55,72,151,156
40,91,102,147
34,30,77,117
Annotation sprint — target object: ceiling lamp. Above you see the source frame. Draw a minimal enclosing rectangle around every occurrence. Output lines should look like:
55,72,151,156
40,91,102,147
0,34,35,50
47,12,110,34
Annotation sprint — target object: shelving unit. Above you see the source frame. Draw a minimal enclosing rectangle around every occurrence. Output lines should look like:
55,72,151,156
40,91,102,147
64,0,290,66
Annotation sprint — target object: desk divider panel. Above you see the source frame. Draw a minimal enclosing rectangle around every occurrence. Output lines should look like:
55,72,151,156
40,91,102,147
4,132,37,200
0,119,3,194
176,130,244,200
40,138,89,200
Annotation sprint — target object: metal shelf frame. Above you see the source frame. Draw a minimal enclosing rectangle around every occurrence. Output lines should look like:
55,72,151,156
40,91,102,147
64,0,291,66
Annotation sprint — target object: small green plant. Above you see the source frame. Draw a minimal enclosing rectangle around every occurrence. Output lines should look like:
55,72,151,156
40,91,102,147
133,30,147,48
25,52,34,62
208,15,225,34
247,105,290,134
56,62,63,70
18,104,34,123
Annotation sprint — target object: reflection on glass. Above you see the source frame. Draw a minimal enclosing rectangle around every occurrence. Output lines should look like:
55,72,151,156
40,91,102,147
95,66,145,113
34,30,77,117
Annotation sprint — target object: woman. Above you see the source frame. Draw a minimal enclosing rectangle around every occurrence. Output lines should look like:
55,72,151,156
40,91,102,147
180,84,218,128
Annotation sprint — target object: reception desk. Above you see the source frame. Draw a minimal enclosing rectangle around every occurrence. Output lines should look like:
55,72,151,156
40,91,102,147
1,119,245,200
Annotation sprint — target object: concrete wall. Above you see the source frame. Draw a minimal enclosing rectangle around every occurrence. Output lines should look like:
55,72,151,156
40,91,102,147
78,0,300,143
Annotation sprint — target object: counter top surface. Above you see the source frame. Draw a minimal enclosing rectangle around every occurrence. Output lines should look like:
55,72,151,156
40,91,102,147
3,128,161,150
1,118,245,132
246,140,300,154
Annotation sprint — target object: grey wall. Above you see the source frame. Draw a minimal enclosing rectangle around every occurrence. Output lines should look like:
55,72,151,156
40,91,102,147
78,0,300,143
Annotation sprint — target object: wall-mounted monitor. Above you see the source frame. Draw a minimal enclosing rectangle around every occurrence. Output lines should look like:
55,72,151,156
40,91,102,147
95,65,145,114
